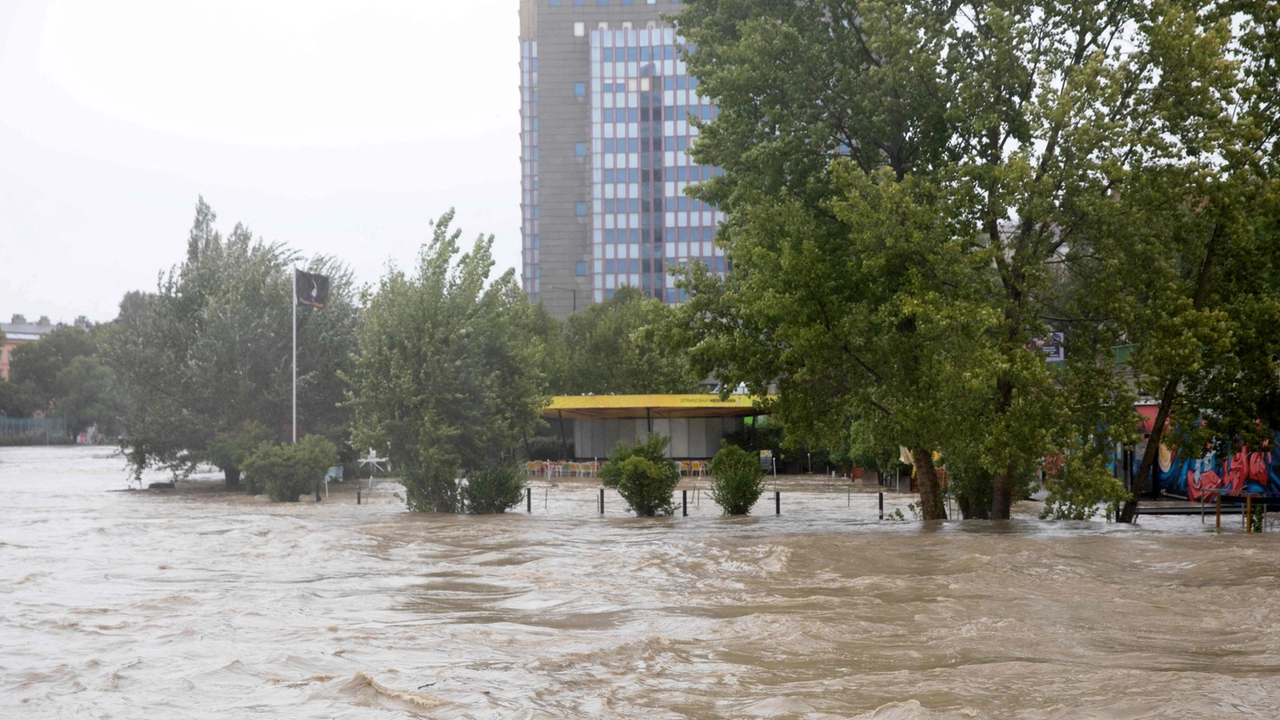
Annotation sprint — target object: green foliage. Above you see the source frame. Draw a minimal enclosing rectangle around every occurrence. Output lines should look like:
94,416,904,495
346,209,549,513
1250,506,1265,534
241,434,337,503
708,444,765,515
599,434,680,517
672,0,1280,522
0,380,44,418
559,287,696,395
104,198,359,480
208,421,274,493
1040,449,1132,522
462,464,526,514
9,325,98,404
53,356,123,437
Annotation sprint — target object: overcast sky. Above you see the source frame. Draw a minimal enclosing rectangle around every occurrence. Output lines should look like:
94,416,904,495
0,0,521,325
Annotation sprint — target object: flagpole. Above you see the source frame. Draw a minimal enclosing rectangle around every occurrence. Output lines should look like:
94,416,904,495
292,270,297,445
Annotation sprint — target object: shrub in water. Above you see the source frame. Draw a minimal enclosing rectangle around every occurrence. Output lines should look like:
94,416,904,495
208,421,273,492
241,434,337,503
462,464,525,514
709,444,766,515
599,434,680,517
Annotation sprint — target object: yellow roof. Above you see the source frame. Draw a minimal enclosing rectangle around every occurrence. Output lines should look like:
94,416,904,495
543,394,771,420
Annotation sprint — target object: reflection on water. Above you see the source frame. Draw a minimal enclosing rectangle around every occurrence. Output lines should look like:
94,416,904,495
2,446,1279,718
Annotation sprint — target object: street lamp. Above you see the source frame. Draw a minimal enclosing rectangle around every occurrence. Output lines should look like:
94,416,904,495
550,285,579,313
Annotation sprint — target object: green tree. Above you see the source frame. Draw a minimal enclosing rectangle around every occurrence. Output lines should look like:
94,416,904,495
599,433,681,517
105,197,359,486
53,356,124,437
9,324,97,406
674,0,1271,520
345,210,549,512
0,379,43,418
207,421,274,493
559,286,697,395
1107,0,1280,522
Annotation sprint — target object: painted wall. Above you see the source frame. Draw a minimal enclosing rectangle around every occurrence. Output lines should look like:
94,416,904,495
1135,439,1280,500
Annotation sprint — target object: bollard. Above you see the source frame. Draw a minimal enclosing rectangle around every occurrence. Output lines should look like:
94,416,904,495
879,492,884,521
316,483,322,503
357,488,361,505
1247,496,1253,534
599,487,605,515
683,490,688,517
527,487,532,513
775,490,781,516
1216,493,1222,530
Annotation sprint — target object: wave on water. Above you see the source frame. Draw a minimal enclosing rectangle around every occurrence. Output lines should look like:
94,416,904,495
339,671,445,710
853,700,981,719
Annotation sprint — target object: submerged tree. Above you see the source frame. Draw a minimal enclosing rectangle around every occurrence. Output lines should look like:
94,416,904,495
673,0,1276,520
346,210,549,512
105,198,359,485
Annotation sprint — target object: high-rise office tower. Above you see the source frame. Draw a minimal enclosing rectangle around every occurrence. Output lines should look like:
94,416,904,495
519,0,727,319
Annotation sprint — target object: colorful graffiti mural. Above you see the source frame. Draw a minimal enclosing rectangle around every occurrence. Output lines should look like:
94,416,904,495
1134,439,1280,500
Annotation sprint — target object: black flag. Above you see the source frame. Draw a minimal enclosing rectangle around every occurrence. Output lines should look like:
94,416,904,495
295,270,329,309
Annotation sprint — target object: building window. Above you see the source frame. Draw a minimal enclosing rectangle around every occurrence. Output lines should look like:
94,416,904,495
576,261,588,276
575,82,586,98
574,21,585,35
575,142,587,157
550,0,560,4
576,202,587,217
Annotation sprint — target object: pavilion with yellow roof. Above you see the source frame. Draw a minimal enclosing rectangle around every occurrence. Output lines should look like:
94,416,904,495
541,394,770,460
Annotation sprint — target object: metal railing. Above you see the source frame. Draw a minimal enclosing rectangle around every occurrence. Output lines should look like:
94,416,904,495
0,416,66,439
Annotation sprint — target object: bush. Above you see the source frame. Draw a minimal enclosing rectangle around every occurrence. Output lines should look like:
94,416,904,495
1039,448,1130,521
600,434,680,516
208,421,273,492
462,464,525,514
708,444,766,515
241,434,337,502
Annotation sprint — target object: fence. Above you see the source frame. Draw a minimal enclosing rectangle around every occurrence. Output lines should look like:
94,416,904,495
0,416,67,440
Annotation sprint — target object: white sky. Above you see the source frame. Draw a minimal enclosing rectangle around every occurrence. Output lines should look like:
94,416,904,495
0,0,522,324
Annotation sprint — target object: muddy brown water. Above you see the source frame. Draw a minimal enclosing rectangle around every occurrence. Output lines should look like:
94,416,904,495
2,446,1278,718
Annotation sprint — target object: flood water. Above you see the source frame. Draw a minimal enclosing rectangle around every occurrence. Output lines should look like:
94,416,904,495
2,446,1279,718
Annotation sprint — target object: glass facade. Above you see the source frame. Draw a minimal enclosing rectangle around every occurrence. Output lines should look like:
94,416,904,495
521,39,540,301
520,2,722,311
586,26,725,304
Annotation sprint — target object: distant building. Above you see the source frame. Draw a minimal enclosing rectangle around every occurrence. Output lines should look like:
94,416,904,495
0,314,64,380
519,0,727,319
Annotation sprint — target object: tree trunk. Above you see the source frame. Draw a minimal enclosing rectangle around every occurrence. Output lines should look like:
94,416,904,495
991,469,1012,520
912,447,947,521
990,375,1016,519
224,467,241,489
1117,379,1178,523
1117,222,1221,523
957,492,991,519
